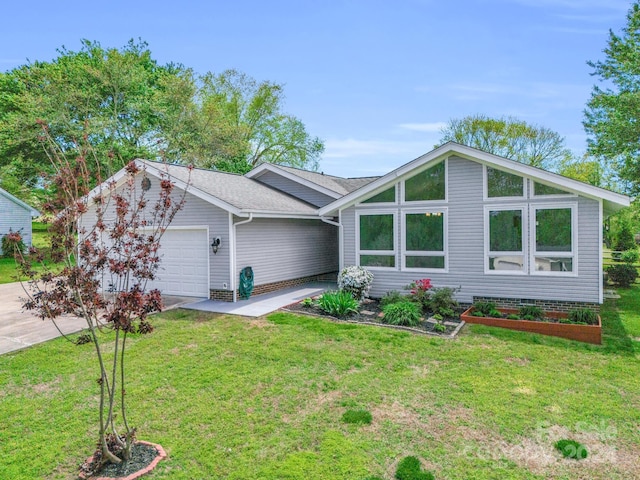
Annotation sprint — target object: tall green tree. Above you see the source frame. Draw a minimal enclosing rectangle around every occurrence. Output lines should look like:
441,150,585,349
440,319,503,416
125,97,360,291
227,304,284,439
438,114,572,170
584,1,640,195
192,70,324,174
0,41,325,199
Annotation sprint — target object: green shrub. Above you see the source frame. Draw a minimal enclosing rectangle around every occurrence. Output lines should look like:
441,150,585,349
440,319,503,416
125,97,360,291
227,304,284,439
620,249,639,264
471,311,486,317
473,301,496,315
395,456,435,480
406,279,433,312
613,221,636,252
438,307,456,318
300,297,315,308
338,265,374,301
382,302,422,327
506,314,520,320
554,439,588,460
488,309,503,318
518,305,544,320
567,308,598,325
433,322,447,333
432,313,443,322
1,230,26,258
430,286,459,316
341,409,372,425
317,291,359,317
380,290,412,308
607,263,638,287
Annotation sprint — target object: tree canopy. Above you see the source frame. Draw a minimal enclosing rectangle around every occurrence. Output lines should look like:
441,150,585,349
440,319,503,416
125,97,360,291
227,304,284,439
584,1,640,195
0,40,324,201
438,114,572,171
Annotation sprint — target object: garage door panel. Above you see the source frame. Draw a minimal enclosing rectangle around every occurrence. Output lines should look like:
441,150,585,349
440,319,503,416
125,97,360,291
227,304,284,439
146,228,209,297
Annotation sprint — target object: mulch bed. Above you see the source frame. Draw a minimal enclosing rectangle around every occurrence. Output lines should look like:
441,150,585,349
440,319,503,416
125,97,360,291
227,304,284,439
79,441,166,480
282,297,465,338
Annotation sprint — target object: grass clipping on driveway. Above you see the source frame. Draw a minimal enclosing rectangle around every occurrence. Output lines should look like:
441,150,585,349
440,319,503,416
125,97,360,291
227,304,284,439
1,290,639,479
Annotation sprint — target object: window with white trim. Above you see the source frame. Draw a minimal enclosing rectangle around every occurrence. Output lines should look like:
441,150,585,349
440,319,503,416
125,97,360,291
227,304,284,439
486,167,525,198
532,205,575,274
404,161,446,202
403,210,446,270
362,185,396,204
533,182,571,196
486,206,526,273
357,212,396,268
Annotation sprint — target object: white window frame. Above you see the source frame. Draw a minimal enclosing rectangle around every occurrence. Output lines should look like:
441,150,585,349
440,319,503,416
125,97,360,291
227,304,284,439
532,181,577,198
530,203,578,277
401,207,448,272
484,204,528,275
358,183,398,206
356,210,397,270
483,165,527,200
402,159,448,205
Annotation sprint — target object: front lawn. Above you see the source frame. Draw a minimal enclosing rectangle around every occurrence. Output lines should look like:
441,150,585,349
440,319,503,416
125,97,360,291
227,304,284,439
0,221,65,284
0,288,639,479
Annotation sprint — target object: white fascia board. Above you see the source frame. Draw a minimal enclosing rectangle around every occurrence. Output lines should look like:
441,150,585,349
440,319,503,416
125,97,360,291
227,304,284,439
319,142,631,215
241,210,320,220
246,163,342,199
86,160,244,217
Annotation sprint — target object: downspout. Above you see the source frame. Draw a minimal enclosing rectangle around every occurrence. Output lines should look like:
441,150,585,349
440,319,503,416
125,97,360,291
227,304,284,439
232,213,253,302
321,214,343,272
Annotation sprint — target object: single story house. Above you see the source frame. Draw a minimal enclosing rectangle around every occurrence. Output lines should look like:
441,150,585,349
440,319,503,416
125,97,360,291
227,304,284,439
85,142,631,311
0,186,40,255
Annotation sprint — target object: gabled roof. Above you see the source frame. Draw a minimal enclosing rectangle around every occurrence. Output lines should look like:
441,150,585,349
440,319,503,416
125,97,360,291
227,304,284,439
0,187,40,217
318,142,631,216
246,163,378,198
126,160,319,218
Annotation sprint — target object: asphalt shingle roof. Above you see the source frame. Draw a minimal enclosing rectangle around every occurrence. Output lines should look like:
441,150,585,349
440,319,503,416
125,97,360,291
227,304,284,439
141,161,319,215
275,165,379,195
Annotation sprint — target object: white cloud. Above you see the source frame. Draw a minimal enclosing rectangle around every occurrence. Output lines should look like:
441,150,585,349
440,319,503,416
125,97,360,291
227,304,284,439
398,122,447,133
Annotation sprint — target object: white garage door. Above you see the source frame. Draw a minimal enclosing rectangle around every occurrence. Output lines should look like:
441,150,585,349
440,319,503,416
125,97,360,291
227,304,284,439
146,228,210,297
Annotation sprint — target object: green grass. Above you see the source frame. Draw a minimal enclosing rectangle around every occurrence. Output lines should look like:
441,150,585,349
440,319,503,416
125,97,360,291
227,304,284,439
0,221,65,284
1,289,639,479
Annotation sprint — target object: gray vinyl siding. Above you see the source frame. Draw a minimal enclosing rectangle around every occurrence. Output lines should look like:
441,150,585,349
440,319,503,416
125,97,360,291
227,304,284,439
0,195,33,254
344,156,602,304
235,218,338,285
255,171,336,207
79,173,230,290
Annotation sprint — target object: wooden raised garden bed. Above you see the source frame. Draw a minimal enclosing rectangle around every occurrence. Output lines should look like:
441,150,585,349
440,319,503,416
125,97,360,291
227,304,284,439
460,307,601,345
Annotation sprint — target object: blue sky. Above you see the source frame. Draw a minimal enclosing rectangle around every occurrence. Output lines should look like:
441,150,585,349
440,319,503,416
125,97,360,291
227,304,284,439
0,0,632,177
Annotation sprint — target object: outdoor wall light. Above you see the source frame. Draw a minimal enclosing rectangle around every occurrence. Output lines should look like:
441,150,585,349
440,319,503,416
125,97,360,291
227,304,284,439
211,236,222,254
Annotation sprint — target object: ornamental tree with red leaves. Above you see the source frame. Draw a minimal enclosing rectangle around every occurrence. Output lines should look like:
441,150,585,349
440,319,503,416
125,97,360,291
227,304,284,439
16,122,190,472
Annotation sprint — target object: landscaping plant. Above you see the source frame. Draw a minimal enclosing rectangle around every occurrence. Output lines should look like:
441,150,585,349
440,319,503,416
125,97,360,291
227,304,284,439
317,290,359,317
607,263,638,287
341,409,373,425
406,278,432,312
338,265,374,301
16,125,188,473
380,290,411,307
566,308,599,325
382,301,422,327
395,456,435,480
1,229,26,258
554,439,588,460
518,305,544,320
429,286,459,317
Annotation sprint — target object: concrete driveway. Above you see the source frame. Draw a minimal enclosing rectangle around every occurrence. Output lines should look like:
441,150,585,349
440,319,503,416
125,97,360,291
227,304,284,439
0,282,86,355
0,282,198,355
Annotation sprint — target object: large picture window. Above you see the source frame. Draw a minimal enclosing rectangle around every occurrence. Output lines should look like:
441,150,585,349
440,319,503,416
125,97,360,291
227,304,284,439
404,162,445,202
532,206,574,273
358,213,395,268
486,167,524,198
404,211,446,270
486,207,525,273
362,186,396,204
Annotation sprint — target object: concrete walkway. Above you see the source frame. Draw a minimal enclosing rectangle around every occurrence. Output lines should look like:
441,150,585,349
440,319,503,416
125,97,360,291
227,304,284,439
182,282,335,317
0,282,198,355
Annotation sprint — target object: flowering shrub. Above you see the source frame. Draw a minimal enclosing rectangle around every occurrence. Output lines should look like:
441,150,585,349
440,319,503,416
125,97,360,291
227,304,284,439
338,265,374,301
1,230,26,258
406,278,432,312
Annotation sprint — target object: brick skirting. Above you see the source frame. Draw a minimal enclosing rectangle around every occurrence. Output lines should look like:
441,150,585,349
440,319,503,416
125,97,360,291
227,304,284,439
210,271,337,302
472,296,600,314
